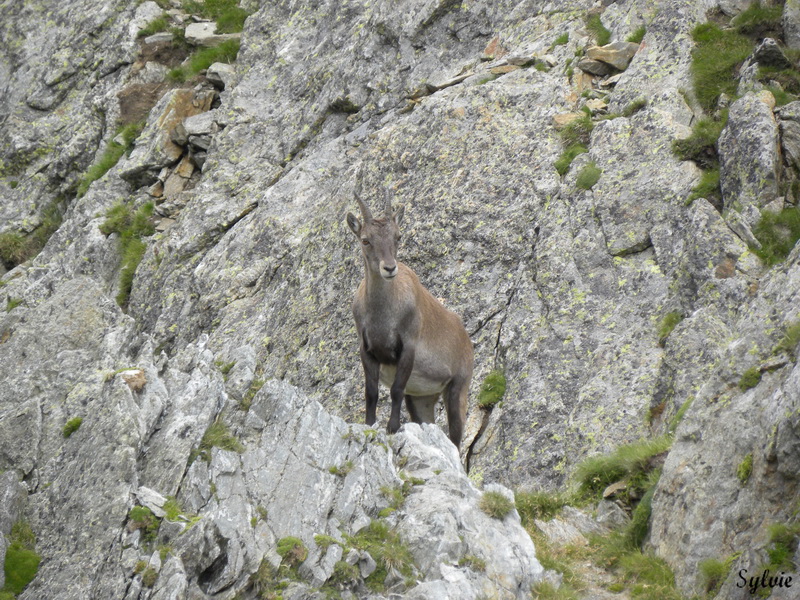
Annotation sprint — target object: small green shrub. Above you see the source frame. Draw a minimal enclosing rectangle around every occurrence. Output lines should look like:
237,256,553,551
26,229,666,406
559,112,594,147
2,521,41,596
479,490,515,519
477,370,506,408
329,460,354,477
0,232,32,269
627,26,646,44
622,98,648,117
62,417,83,438
586,13,612,46
625,472,659,548
689,23,752,112
751,207,800,267
554,144,588,176
276,536,308,567
329,560,360,586
314,534,341,550
240,378,264,411
657,311,683,346
699,556,737,595
774,319,800,358
737,453,753,484
738,366,762,391
576,163,602,190
668,396,693,433
6,297,22,312
731,1,783,35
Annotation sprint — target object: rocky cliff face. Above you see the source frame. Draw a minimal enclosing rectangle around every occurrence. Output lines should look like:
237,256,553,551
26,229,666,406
1,0,800,598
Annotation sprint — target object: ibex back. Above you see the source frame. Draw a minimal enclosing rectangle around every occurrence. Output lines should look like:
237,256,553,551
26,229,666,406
346,196,474,448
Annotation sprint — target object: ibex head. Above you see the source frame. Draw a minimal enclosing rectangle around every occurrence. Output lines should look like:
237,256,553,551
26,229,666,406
346,193,405,280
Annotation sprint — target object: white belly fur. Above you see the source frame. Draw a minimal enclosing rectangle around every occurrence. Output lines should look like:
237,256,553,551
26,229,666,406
379,365,447,396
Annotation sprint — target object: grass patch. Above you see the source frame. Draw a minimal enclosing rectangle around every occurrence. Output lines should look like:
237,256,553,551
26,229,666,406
276,536,308,568
575,162,602,190
516,490,572,525
240,378,264,411
2,521,41,596
689,23,752,112
138,15,169,38
559,112,594,147
627,26,646,44
751,206,800,267
190,420,244,463
550,32,569,50
141,567,158,587
686,167,721,206
0,199,65,270
168,39,240,82
62,417,83,438
128,506,160,544
699,554,739,595
6,297,22,312
458,554,486,572
737,453,753,484
586,13,612,46
657,311,683,346
477,370,506,408
479,490,515,519
738,366,762,391
554,144,588,176
668,396,693,434
344,519,415,591
672,112,728,169
77,121,144,197
184,0,249,33
573,435,672,500
774,319,800,358
329,460,354,477
763,522,800,572
99,200,155,307
731,1,783,35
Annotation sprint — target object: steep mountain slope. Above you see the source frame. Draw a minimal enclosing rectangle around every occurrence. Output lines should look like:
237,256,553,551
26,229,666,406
1,0,799,598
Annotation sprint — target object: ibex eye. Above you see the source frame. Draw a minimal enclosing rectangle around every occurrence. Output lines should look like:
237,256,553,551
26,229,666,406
361,239,370,246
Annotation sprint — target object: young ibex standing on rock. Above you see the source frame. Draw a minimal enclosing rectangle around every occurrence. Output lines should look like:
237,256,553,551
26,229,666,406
346,194,474,448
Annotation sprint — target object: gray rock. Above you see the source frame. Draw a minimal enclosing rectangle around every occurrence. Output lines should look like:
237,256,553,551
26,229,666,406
586,41,640,71
577,57,615,76
207,62,236,90
184,22,241,47
719,92,780,224
753,38,792,70
785,0,800,49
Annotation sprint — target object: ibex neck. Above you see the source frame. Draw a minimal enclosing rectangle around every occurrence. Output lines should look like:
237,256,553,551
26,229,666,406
363,262,400,301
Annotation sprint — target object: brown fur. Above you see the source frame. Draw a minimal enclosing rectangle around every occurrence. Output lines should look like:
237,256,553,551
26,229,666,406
346,201,473,447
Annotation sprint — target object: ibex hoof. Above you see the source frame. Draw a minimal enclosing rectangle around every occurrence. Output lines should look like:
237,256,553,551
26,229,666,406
387,419,401,434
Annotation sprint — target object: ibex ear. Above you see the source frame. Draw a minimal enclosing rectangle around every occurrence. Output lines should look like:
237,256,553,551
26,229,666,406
346,212,362,236
393,204,405,226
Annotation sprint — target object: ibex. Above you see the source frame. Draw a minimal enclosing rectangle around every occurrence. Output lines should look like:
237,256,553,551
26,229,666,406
346,195,474,448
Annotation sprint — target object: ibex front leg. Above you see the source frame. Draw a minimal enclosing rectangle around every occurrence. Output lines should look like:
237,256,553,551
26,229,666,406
388,342,415,434
360,344,380,426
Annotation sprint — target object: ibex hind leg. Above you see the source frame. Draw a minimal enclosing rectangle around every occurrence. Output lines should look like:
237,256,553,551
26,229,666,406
405,394,439,424
444,377,469,449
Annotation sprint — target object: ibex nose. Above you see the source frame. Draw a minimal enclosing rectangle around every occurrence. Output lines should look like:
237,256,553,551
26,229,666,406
381,263,398,279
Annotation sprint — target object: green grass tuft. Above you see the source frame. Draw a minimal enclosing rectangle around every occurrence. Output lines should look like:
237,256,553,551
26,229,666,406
738,366,762,391
576,162,602,190
191,420,245,463
689,23,752,112
737,453,753,484
168,39,240,82
672,112,728,169
554,144,588,176
128,506,160,543
184,0,249,33
685,167,721,206
77,122,145,197
550,32,569,49
586,13,612,46
344,519,415,590
276,536,308,567
2,521,40,596
657,311,683,346
479,490,515,519
626,26,646,44
774,320,800,358
731,1,784,35
516,490,572,526
573,435,672,499
138,15,169,38
477,370,506,408
751,207,800,267
62,417,83,438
